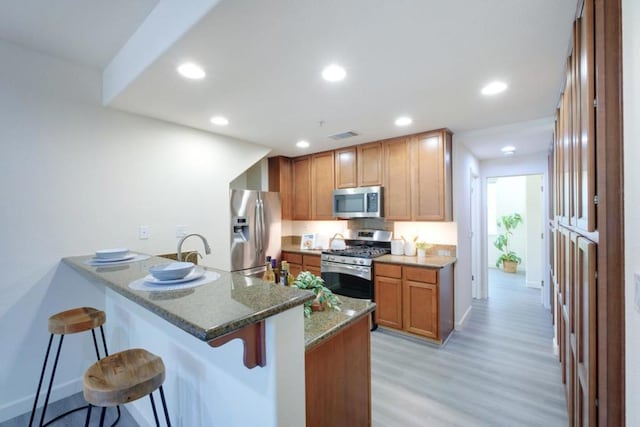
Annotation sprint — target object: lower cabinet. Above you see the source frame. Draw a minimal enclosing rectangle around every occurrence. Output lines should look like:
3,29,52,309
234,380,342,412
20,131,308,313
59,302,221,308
305,315,371,427
374,263,453,343
282,251,321,278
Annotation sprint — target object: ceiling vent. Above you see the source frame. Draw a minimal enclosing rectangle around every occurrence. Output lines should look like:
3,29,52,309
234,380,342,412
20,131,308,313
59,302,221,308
328,131,359,140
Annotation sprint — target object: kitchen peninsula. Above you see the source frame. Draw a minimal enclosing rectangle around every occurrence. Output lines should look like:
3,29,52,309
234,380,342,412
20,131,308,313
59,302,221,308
63,254,374,427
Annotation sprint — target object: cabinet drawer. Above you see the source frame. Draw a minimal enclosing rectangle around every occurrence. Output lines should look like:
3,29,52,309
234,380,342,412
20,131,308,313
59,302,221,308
283,252,303,265
375,263,402,279
303,255,321,267
405,266,438,284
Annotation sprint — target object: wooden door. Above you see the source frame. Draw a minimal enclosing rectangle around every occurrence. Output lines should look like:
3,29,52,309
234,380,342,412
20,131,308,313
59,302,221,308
268,156,293,220
311,151,335,219
411,131,449,221
565,231,578,426
403,278,438,339
292,156,311,220
575,236,596,425
303,254,321,277
357,142,383,187
374,264,403,329
574,0,596,232
383,138,412,220
335,147,357,189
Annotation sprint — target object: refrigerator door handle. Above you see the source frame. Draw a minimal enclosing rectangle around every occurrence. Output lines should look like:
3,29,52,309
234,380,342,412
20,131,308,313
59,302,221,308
259,199,266,255
254,202,262,256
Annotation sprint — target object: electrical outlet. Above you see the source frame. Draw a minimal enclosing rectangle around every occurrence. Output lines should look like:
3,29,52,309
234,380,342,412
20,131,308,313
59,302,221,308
176,225,188,238
635,272,640,313
139,225,150,240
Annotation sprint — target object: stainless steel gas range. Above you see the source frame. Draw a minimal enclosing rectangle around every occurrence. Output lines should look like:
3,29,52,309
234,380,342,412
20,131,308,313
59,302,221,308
321,230,392,326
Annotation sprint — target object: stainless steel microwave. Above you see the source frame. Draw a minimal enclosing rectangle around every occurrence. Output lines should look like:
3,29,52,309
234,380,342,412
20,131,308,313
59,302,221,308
333,186,383,218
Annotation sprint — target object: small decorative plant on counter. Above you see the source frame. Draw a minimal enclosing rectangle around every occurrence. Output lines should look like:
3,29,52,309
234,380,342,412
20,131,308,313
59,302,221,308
293,271,341,318
415,241,432,258
493,213,523,273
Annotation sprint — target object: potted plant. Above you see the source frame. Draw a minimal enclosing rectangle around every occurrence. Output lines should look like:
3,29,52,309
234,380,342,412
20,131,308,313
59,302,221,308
415,241,432,258
293,271,341,318
493,213,523,273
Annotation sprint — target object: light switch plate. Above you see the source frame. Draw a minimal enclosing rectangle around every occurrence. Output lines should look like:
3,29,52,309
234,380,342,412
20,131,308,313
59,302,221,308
634,272,640,313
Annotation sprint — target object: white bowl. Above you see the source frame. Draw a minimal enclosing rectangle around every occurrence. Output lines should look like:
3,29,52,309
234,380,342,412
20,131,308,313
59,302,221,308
149,262,195,281
95,248,129,260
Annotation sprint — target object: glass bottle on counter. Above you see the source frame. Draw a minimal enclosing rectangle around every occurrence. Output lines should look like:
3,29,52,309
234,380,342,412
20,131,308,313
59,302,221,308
271,258,279,283
279,261,289,286
262,259,276,283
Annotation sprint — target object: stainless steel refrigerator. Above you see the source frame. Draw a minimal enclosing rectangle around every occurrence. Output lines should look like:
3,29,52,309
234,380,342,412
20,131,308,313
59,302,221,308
230,189,281,276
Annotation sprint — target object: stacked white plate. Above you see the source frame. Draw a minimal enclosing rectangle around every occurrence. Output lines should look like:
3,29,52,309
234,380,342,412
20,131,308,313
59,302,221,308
92,248,135,263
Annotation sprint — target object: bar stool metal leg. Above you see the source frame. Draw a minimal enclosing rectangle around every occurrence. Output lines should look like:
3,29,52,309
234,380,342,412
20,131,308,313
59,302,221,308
28,334,54,427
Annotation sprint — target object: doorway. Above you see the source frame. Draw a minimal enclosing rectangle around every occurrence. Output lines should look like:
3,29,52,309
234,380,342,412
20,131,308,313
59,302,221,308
485,174,546,300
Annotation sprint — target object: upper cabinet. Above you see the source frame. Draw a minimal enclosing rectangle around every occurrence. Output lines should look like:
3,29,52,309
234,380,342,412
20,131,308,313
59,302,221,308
383,137,413,221
357,142,384,187
311,151,335,220
268,156,293,220
335,147,357,189
411,130,453,221
269,128,453,222
292,156,311,220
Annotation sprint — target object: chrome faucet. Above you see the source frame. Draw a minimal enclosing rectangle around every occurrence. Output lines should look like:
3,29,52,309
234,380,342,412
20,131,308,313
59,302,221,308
177,233,211,262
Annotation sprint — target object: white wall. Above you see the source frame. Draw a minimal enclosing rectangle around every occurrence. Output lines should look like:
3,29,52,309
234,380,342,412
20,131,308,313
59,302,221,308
479,153,550,304
452,141,480,328
0,40,270,421
623,0,640,423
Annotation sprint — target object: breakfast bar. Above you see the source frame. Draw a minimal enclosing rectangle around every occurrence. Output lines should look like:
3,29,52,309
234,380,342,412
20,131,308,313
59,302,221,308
62,254,375,426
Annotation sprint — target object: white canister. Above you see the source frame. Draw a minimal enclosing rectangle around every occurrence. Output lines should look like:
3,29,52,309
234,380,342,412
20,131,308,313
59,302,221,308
391,239,404,255
404,241,416,256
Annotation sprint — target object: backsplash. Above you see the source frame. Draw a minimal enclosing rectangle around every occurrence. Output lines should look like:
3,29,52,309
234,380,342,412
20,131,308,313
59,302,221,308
282,219,457,255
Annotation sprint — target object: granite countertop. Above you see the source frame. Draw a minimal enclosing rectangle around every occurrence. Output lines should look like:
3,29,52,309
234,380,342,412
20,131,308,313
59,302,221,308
375,254,457,268
304,295,375,350
281,245,323,256
63,255,314,342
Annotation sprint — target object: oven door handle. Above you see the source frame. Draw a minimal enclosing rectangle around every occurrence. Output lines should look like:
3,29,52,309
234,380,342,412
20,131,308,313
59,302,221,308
321,261,371,280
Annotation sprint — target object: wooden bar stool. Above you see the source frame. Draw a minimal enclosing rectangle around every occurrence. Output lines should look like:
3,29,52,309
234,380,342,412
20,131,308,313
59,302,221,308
83,348,171,427
29,307,120,427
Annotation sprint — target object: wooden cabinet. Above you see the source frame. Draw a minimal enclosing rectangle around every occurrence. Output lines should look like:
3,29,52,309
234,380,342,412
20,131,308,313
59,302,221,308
374,263,453,343
305,315,371,427
311,151,335,220
275,128,452,221
357,142,383,187
268,156,293,220
303,254,321,277
383,137,412,220
335,147,357,189
374,264,403,329
282,251,320,278
403,266,439,338
292,156,311,220
411,130,453,221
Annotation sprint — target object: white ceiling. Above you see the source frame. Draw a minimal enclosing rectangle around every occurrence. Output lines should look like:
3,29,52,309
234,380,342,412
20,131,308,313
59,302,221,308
0,0,576,159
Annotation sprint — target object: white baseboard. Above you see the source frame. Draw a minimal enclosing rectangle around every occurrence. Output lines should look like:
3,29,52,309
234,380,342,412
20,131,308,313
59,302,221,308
526,280,542,289
455,305,472,330
0,377,82,423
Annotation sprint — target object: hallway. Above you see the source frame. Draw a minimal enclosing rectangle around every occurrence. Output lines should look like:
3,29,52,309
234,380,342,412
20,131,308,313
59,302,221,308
371,268,568,426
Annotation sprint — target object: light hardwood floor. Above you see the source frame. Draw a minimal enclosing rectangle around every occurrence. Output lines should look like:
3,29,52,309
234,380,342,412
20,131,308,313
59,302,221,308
371,268,568,427
5,269,567,426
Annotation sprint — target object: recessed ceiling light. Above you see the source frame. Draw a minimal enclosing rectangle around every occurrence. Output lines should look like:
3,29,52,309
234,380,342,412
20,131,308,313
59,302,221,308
503,151,515,156
501,145,516,152
395,117,413,126
481,81,508,95
210,116,229,126
296,140,310,148
322,64,346,82
177,63,206,79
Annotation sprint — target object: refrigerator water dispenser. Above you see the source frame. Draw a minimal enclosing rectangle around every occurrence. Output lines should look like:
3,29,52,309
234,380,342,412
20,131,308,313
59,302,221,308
232,217,250,241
